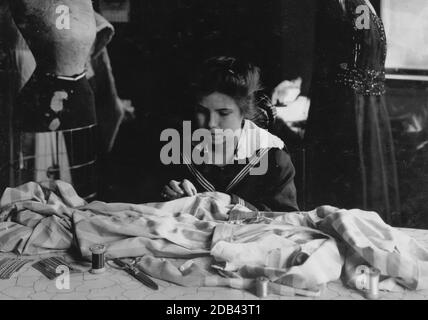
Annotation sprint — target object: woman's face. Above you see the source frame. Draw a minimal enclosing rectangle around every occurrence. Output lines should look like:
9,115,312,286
194,92,244,145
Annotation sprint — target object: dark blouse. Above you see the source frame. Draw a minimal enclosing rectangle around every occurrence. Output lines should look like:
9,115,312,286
160,148,299,212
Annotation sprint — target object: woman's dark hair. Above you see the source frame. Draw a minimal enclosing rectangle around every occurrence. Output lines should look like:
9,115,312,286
189,56,262,117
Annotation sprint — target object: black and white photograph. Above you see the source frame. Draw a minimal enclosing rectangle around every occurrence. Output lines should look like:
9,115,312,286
0,0,428,307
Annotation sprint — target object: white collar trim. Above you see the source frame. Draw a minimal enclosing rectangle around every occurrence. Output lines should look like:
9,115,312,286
192,120,285,161
234,120,284,160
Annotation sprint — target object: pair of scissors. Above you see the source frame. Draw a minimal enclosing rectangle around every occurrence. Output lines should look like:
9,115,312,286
111,258,158,290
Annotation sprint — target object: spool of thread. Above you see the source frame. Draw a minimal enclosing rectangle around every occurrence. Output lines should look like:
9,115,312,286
365,267,380,300
256,277,269,298
179,260,194,276
90,244,106,274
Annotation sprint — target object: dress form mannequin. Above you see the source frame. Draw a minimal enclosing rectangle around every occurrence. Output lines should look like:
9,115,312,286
9,0,97,132
7,0,98,198
9,0,96,76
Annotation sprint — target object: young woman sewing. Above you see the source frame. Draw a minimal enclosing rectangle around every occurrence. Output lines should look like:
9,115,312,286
159,56,298,212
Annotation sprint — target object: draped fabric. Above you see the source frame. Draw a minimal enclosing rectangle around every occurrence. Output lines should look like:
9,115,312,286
1,181,427,293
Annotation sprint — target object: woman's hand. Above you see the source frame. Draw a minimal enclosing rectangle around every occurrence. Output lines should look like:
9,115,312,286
161,179,198,200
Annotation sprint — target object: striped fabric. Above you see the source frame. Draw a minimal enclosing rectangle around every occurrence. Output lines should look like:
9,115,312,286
182,148,270,194
1,182,428,294
224,148,269,192
182,152,216,192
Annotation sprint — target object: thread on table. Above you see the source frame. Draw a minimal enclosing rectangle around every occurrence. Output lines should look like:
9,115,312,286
365,267,380,300
256,277,269,298
179,260,194,276
90,244,106,274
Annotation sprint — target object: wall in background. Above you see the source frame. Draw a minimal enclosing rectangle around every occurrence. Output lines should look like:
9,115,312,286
382,0,428,71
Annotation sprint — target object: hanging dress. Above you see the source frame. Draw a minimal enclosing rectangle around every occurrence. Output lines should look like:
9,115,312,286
302,0,400,224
